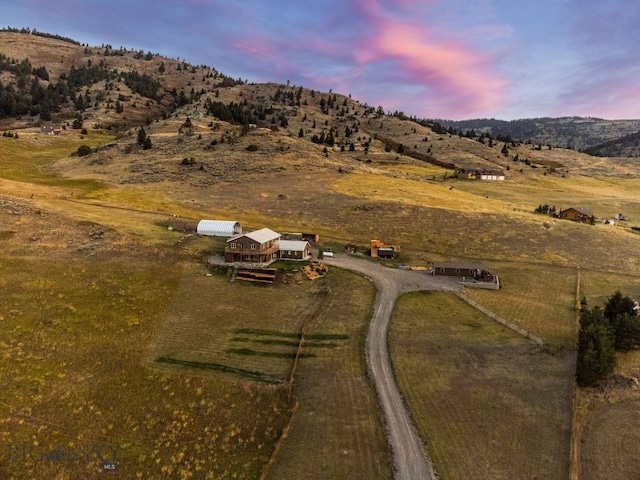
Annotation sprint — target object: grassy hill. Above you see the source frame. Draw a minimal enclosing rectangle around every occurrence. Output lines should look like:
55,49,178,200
1,30,640,480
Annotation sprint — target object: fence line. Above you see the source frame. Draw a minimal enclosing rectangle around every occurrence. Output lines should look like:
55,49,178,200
455,292,545,347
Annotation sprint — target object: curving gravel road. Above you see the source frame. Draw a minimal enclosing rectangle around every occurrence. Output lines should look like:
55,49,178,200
322,254,460,480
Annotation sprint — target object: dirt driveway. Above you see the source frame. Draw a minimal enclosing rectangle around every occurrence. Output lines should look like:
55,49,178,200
322,254,460,480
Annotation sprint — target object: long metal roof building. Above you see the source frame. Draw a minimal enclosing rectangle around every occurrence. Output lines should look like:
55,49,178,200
196,220,242,237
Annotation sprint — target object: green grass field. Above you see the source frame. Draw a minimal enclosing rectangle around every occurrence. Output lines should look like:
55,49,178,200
389,291,574,480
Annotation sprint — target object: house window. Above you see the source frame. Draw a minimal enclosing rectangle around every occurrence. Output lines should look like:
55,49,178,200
230,243,237,249
288,251,291,255
251,244,257,250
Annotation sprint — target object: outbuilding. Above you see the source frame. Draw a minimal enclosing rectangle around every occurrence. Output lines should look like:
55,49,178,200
197,220,242,237
432,262,486,278
278,240,312,261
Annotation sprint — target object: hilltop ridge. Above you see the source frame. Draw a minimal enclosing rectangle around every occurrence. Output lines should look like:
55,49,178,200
4,30,640,197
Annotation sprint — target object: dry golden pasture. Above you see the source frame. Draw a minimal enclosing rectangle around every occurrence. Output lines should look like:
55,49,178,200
150,262,393,480
0,237,293,479
150,263,324,382
266,268,392,480
462,262,579,348
389,291,574,480
573,346,640,480
578,400,640,480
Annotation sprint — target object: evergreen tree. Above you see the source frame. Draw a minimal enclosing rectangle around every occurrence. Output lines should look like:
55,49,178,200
611,313,640,351
137,126,147,146
604,290,637,323
325,131,334,147
604,291,640,350
576,307,616,387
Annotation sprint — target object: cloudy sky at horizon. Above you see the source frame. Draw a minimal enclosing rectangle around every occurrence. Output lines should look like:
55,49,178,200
6,0,640,120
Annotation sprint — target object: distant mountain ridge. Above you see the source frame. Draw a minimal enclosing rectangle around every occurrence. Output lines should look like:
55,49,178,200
582,131,640,158
436,117,640,156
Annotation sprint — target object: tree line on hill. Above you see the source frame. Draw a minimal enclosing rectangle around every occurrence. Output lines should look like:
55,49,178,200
0,26,81,45
576,291,640,387
0,52,168,121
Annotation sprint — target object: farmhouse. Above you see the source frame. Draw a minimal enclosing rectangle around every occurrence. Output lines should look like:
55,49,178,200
197,219,242,237
559,207,594,223
278,240,312,261
225,228,280,265
457,168,505,181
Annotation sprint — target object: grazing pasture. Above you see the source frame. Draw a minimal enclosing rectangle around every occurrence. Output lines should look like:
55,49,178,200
462,262,579,347
389,291,574,480
0,246,292,479
267,268,393,480
579,400,640,480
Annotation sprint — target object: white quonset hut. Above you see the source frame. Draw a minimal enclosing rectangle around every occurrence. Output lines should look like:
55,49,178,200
196,220,242,237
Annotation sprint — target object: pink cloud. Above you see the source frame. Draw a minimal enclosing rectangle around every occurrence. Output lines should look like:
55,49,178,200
351,2,507,116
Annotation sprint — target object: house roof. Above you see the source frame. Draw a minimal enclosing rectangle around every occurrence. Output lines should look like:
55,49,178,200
228,227,280,244
433,262,486,270
279,240,310,251
562,207,593,216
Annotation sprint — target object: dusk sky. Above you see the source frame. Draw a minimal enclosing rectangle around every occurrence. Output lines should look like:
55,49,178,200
6,0,640,120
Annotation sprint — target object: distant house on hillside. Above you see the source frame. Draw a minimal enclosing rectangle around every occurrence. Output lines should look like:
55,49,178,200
559,207,594,223
225,228,280,265
41,125,61,135
456,168,505,181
